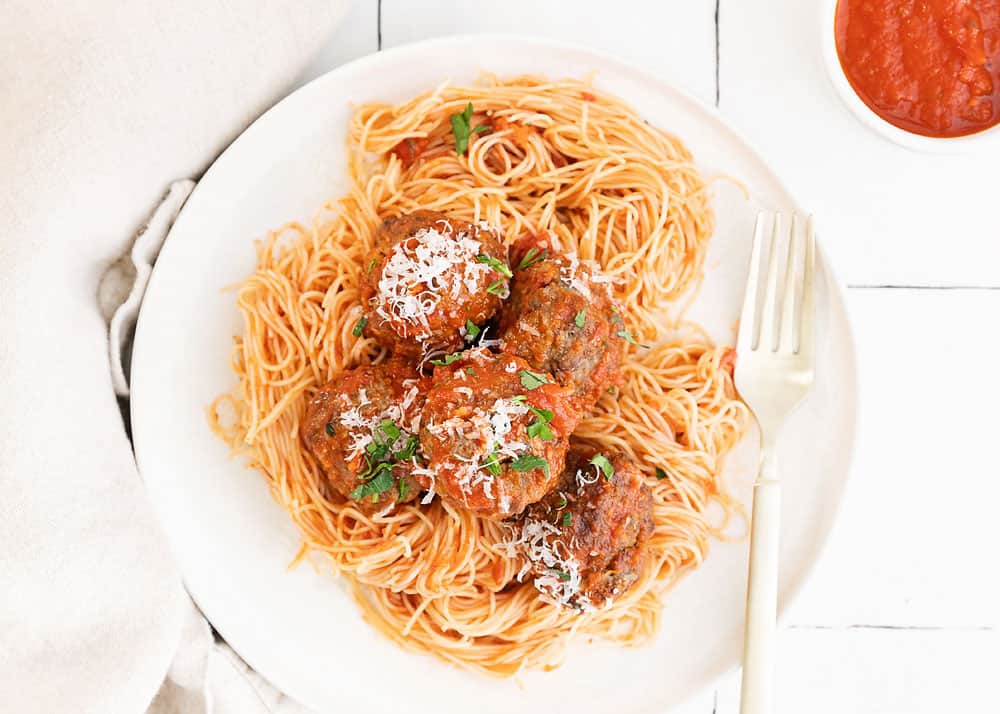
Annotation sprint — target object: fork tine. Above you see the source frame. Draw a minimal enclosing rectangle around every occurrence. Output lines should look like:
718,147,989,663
737,212,767,354
778,214,800,353
757,213,782,351
798,215,816,358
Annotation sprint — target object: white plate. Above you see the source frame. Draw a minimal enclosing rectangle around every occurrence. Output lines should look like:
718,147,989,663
131,35,858,714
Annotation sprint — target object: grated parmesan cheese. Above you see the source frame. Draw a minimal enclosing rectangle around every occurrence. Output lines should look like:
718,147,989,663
501,517,592,611
559,252,619,300
428,396,530,501
374,221,499,339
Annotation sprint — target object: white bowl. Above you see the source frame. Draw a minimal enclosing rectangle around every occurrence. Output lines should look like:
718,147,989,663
820,0,1000,153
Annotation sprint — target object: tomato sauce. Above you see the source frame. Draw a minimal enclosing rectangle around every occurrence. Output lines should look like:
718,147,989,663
835,0,1000,137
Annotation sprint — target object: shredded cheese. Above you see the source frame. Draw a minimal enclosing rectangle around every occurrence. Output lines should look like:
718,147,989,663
559,252,618,300
427,396,530,501
374,221,499,339
502,518,592,611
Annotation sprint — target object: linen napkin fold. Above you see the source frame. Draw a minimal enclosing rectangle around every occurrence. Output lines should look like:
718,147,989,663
0,2,349,712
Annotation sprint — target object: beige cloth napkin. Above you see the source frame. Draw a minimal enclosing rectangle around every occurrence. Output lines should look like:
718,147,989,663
0,2,348,712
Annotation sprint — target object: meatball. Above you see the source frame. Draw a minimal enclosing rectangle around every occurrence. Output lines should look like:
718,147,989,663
303,359,430,510
361,210,510,357
418,349,581,521
508,446,654,610
498,253,624,410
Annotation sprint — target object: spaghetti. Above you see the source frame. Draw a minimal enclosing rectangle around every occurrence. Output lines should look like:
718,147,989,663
209,75,749,675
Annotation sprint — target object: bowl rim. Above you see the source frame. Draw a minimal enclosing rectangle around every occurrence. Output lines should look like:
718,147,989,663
820,0,1000,153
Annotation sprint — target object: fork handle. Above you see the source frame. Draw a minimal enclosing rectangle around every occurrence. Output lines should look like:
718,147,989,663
739,449,781,714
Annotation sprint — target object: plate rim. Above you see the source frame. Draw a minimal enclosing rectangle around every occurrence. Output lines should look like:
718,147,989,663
131,32,859,712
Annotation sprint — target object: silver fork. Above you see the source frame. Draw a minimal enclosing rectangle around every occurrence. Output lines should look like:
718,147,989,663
735,211,816,714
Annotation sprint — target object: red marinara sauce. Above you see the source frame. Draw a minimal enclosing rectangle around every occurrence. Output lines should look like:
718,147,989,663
835,0,1000,137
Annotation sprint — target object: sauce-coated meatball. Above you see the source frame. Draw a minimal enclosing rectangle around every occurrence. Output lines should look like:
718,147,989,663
418,349,580,520
507,446,654,610
304,359,430,510
362,210,510,356
498,253,624,410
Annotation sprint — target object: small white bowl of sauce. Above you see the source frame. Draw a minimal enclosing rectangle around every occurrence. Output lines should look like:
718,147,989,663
822,0,1000,152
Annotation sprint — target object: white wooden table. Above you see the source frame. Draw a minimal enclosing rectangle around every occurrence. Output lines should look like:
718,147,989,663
300,2,1000,711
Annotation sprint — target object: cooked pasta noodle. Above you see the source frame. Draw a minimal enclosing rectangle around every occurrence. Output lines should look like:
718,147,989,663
209,75,748,676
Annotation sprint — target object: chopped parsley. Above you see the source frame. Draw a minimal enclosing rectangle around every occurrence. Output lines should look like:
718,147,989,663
519,369,549,390
516,247,548,271
482,448,502,477
556,493,568,509
352,315,367,337
465,367,476,376
364,440,391,462
476,254,513,278
366,257,377,274
610,313,624,325
574,308,587,328
397,477,410,500
325,422,335,437
655,467,669,480
464,320,481,339
449,102,489,154
526,406,555,441
486,280,507,295
550,568,572,582
511,395,528,404
561,512,572,527
396,435,419,460
349,469,395,500
429,352,463,366
379,418,401,442
590,453,614,481
511,454,549,476
617,329,650,348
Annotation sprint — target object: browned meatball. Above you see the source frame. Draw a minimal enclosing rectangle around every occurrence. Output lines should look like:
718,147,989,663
303,359,430,510
498,253,624,411
361,210,510,357
506,446,654,610
417,349,581,521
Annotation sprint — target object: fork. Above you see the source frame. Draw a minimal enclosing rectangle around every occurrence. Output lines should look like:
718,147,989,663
735,211,816,714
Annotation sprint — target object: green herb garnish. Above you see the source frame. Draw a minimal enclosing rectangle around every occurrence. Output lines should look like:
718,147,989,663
574,308,586,328
556,494,568,509
397,477,410,500
429,352,463,367
352,315,367,337
325,422,335,437
655,467,668,480
617,329,650,348
519,369,549,390
516,247,548,271
510,395,528,404
561,512,572,527
483,448,502,477
465,320,481,339
365,440,391,462
511,454,549,476
394,435,418,461
526,421,553,441
349,469,395,500
476,254,513,278
486,280,507,295
590,453,614,481
449,102,490,154
466,367,476,376
526,406,555,441
367,257,377,274
379,418,401,442
550,568,572,582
